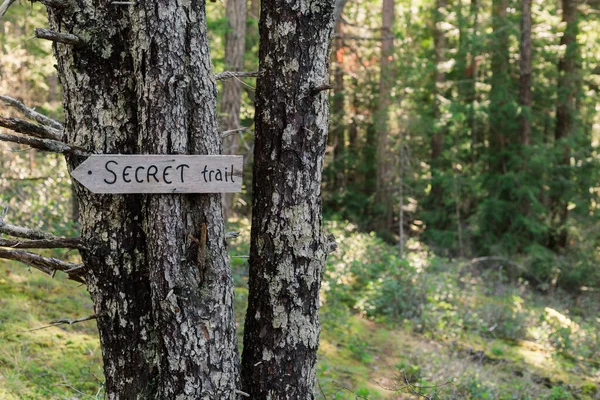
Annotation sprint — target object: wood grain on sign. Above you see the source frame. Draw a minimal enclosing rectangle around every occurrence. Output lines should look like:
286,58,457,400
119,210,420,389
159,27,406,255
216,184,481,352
71,155,243,194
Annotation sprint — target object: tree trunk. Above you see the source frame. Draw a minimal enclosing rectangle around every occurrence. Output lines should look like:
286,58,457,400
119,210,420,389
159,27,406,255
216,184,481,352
489,0,510,175
332,18,346,189
519,0,532,146
47,0,240,397
429,0,447,209
240,0,335,398
551,0,579,249
347,76,359,187
555,0,578,147
375,0,395,231
468,0,480,161
480,0,517,246
220,0,248,222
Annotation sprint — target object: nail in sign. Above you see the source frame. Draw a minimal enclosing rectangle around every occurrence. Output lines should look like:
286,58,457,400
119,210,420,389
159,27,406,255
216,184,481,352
71,155,243,194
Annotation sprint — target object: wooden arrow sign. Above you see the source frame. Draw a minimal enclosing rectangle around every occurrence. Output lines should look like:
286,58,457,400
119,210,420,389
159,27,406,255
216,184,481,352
71,155,243,194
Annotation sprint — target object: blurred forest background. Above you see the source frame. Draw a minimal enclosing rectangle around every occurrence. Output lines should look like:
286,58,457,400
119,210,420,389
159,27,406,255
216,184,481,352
1,0,599,398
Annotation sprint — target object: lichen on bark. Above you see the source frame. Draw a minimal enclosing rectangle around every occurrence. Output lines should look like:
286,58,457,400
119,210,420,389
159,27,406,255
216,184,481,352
241,1,336,398
45,0,241,397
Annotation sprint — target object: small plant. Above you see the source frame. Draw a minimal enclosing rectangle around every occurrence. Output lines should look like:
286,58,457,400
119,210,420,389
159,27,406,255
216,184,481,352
490,344,505,357
394,361,422,383
545,385,574,400
356,260,426,322
549,326,573,354
456,375,497,399
477,297,528,340
347,335,372,363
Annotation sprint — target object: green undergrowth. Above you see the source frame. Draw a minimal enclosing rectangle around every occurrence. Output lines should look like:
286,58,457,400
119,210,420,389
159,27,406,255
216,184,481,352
0,217,598,398
311,220,600,399
228,217,599,399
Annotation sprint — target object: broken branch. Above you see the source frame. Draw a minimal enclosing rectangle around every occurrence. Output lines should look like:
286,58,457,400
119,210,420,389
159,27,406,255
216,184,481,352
221,127,249,139
215,70,260,81
25,314,97,332
225,231,240,239
34,28,84,46
38,0,73,8
0,115,62,141
325,234,338,254
340,17,385,31
310,84,333,96
0,0,16,21
0,95,64,130
0,237,83,249
0,219,57,240
334,33,395,41
0,248,85,283
0,131,88,156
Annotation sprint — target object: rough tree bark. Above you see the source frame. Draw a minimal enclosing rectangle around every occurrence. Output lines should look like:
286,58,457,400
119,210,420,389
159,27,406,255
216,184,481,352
39,0,240,397
240,0,336,398
375,0,395,231
551,0,579,248
220,0,247,221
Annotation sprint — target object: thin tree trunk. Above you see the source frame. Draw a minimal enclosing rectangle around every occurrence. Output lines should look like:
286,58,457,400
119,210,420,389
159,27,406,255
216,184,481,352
519,0,532,146
489,0,510,175
551,0,579,249
375,0,395,231
454,172,464,257
47,0,240,397
332,18,346,189
347,76,359,186
399,145,405,257
517,0,533,226
468,0,480,161
220,0,247,222
429,0,447,208
241,0,335,398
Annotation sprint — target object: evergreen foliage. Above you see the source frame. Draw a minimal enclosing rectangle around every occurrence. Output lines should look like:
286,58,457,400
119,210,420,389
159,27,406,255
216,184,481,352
321,0,600,291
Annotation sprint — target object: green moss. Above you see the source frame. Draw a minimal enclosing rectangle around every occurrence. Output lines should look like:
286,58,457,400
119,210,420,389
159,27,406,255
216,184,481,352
0,262,103,399
1,218,598,399
581,382,598,395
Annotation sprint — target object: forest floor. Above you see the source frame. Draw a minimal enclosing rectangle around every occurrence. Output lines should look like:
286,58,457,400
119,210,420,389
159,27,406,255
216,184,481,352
0,218,598,399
